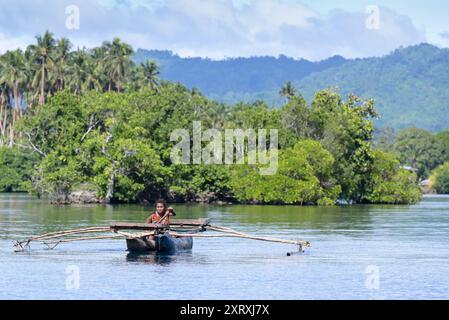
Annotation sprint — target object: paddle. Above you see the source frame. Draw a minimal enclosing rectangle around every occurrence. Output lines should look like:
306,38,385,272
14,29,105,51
154,207,176,226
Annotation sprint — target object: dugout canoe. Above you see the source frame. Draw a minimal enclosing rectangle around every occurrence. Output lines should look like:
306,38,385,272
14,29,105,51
112,219,208,253
126,233,193,253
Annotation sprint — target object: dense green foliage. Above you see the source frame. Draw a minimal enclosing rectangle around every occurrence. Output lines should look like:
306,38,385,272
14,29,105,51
431,163,449,194
367,151,421,204
0,33,424,205
136,44,449,132
393,127,443,179
230,140,340,205
374,127,449,183
8,84,422,205
436,131,449,163
0,147,37,192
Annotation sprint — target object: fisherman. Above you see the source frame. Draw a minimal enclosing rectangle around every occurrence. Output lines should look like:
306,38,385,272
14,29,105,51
146,199,176,225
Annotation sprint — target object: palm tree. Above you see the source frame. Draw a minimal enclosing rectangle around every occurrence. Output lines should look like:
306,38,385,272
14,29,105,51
66,49,85,95
90,46,109,91
101,38,134,92
0,34,161,115
280,81,296,101
23,49,40,110
28,31,56,105
132,60,160,92
0,50,28,145
67,49,101,95
0,82,10,146
51,37,72,92
140,60,160,90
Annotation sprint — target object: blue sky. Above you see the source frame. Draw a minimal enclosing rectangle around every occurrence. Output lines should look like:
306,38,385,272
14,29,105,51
0,0,447,60
302,0,449,44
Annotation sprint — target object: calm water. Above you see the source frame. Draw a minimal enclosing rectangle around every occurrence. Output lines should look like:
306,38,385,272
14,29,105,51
1,193,449,300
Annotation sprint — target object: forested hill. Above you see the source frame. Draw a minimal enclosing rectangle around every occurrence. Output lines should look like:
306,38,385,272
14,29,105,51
133,49,347,99
135,44,449,132
297,44,449,132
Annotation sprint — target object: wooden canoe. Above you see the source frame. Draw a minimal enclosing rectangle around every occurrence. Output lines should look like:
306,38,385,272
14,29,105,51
126,233,193,253
112,219,207,253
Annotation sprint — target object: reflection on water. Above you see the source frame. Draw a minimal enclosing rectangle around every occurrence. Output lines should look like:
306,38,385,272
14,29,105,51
1,193,449,299
126,252,175,265
126,251,193,265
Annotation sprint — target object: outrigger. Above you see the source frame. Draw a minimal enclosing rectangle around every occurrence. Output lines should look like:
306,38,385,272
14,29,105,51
14,219,311,255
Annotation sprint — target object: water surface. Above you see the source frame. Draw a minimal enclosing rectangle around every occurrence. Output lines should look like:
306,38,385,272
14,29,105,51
1,194,448,299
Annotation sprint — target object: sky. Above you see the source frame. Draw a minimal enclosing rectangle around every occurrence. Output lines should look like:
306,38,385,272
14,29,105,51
0,0,448,61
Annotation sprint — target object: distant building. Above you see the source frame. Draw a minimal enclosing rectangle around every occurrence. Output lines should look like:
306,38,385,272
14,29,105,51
419,179,431,187
419,179,436,194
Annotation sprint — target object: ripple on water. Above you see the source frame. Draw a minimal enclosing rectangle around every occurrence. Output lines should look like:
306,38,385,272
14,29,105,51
1,194,449,299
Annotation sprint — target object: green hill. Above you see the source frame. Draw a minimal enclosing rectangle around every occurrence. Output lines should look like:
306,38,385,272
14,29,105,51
133,49,347,99
297,44,449,131
135,44,449,131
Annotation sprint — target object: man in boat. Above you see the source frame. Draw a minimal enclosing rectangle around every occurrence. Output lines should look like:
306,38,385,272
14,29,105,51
146,199,176,225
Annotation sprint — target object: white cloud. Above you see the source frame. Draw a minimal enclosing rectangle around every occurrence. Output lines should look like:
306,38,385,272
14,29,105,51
0,0,427,60
0,34,33,54
440,32,449,41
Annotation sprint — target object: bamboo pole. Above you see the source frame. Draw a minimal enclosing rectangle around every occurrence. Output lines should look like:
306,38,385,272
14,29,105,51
206,225,310,247
16,227,161,251
170,231,310,247
30,228,111,242
42,234,125,246
14,227,112,250
207,226,247,236
27,226,110,241
41,231,157,248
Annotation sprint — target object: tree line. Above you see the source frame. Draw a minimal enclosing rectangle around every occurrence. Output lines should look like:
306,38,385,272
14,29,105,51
0,31,160,147
0,32,429,205
375,127,449,194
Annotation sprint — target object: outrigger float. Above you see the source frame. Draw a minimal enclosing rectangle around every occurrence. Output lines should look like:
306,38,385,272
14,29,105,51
14,219,311,256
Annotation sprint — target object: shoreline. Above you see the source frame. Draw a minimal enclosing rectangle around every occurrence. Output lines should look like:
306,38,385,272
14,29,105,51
1,191,442,206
